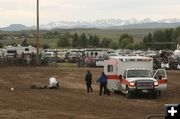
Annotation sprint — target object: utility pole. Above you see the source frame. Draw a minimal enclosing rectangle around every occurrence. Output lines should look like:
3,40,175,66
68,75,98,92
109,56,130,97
36,0,40,65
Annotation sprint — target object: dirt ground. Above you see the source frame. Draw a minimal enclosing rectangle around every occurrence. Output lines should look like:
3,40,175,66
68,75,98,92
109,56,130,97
0,67,179,119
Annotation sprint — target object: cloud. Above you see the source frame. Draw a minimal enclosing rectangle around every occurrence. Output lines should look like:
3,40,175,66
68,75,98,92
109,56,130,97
0,0,180,27
0,7,4,10
61,4,87,9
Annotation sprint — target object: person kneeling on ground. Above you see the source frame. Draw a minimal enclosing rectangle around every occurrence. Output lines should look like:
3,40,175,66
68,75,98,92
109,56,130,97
49,76,59,89
30,76,60,89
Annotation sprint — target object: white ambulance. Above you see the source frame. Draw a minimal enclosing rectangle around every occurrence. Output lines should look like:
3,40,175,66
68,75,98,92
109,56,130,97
104,56,167,98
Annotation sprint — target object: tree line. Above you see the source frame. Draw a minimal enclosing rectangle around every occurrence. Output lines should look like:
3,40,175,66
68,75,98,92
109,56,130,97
1,27,180,50
143,27,180,49
57,32,114,48
18,26,180,50
56,32,146,49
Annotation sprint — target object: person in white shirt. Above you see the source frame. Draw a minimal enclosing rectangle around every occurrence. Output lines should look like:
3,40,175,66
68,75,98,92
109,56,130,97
49,76,59,89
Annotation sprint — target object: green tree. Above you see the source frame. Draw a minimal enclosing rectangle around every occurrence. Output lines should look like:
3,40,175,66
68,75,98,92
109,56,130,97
46,31,53,35
72,33,78,47
21,38,28,46
147,33,153,42
109,42,119,49
120,38,131,48
57,35,70,47
64,32,71,38
119,34,132,44
153,30,165,42
92,35,100,47
143,36,147,44
165,28,173,42
143,33,153,48
165,28,174,49
88,34,93,47
100,38,112,48
78,33,88,47
143,36,151,49
119,33,133,48
42,44,50,49
152,30,166,49
132,42,145,50
172,27,180,42
20,33,27,38
0,43,3,48
0,35,4,40
54,31,59,35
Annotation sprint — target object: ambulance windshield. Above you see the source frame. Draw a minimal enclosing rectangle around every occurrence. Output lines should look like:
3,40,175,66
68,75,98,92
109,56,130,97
127,70,152,78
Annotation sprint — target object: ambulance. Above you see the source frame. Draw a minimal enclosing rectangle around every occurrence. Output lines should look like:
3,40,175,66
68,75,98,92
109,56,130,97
104,56,167,98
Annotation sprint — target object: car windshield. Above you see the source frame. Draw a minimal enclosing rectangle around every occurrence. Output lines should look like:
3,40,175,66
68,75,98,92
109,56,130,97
127,70,152,78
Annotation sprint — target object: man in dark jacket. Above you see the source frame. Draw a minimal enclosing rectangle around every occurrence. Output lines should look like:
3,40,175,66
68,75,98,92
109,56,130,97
96,72,109,96
84,70,93,93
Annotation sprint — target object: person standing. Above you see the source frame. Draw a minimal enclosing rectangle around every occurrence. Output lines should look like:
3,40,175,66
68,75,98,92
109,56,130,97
84,70,93,93
96,72,109,96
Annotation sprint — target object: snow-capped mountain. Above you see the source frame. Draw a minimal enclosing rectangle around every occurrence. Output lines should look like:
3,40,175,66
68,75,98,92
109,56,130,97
40,18,180,29
1,18,180,31
40,19,143,29
157,18,180,23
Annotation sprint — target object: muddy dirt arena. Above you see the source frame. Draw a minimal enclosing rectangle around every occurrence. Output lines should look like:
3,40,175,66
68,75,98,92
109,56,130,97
0,67,179,119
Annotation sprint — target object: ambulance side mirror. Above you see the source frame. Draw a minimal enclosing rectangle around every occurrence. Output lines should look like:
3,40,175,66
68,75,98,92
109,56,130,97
123,75,126,79
155,75,162,80
158,75,162,80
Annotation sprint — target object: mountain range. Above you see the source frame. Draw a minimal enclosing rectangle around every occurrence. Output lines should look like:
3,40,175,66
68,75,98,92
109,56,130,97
1,18,180,31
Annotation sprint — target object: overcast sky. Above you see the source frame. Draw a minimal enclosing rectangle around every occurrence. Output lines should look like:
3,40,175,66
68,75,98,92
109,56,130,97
0,0,180,27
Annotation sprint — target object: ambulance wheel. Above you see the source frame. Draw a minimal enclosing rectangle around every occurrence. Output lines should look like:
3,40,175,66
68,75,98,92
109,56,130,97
112,89,116,94
158,91,161,96
113,90,119,94
125,86,133,99
152,92,158,99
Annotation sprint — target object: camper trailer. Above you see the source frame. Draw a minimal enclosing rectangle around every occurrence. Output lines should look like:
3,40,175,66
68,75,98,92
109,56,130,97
68,50,82,63
104,56,167,98
5,46,36,58
85,48,107,58
85,49,107,67
56,51,66,62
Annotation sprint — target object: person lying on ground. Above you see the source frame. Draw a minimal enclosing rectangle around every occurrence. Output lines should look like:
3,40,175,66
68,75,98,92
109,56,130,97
30,76,60,89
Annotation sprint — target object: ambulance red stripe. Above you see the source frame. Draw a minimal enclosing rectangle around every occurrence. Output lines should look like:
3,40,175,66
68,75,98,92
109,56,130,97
107,75,121,80
107,75,167,85
107,75,129,85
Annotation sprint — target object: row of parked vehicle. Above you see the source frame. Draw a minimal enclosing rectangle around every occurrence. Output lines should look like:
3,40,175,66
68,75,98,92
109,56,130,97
40,48,108,67
1,45,180,68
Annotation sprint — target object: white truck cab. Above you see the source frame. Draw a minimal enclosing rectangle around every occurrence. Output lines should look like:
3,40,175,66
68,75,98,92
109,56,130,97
104,56,167,98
